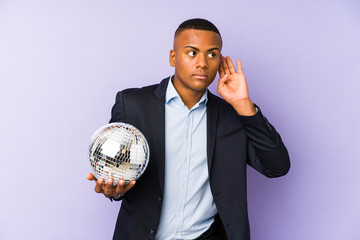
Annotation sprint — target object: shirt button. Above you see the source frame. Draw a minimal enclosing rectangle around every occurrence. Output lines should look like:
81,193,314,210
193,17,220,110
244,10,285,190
178,207,182,212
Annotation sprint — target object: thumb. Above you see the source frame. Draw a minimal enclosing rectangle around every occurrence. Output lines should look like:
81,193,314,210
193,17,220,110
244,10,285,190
218,73,228,86
217,74,228,94
86,173,97,181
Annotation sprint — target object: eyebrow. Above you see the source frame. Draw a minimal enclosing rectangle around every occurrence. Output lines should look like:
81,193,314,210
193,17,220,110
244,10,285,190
184,46,220,51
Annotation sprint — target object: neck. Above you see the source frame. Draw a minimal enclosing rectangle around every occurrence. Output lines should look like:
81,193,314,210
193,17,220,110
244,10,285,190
180,91,204,110
172,78,205,110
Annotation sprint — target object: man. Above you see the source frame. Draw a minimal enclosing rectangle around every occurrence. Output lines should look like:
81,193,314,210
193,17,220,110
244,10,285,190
87,18,290,240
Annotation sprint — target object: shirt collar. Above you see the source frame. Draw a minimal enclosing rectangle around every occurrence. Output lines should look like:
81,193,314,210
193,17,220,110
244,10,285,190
165,76,208,106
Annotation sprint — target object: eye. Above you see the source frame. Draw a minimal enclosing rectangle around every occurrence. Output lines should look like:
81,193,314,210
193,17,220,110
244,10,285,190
208,53,216,58
188,51,196,56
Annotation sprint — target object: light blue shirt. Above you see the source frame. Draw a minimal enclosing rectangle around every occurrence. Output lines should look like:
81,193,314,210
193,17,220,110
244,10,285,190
155,77,218,240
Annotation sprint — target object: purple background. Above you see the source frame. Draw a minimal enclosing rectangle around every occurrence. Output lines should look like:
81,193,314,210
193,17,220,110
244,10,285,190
1,0,359,239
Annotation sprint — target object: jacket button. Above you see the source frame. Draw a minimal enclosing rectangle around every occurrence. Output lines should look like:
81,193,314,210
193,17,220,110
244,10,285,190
150,229,156,234
158,196,162,202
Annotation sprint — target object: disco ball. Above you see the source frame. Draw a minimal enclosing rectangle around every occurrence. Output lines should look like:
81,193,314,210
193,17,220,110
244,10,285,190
88,122,150,185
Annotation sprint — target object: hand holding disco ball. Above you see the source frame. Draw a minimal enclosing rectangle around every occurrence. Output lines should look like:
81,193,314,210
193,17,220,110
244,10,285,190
87,122,150,197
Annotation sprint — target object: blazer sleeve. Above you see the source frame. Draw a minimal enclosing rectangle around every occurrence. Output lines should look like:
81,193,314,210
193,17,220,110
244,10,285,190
109,91,125,123
238,106,290,178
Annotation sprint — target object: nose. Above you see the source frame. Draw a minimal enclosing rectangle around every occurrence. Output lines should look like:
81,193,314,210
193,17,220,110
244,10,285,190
196,54,208,69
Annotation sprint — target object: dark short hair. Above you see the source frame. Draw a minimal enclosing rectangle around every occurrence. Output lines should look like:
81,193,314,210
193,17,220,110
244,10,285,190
175,18,221,38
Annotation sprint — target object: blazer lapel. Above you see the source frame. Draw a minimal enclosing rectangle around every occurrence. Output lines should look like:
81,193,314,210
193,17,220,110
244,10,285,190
207,92,218,172
150,78,169,194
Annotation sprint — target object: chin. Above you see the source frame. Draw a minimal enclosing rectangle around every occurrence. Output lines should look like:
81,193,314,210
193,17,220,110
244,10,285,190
191,85,209,92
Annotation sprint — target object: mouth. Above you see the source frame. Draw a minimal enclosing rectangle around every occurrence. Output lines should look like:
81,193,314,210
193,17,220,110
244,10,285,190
192,74,208,80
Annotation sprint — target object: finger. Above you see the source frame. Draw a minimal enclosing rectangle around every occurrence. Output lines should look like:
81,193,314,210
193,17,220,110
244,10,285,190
103,177,115,197
114,179,124,195
122,180,136,193
226,56,237,74
236,59,244,74
114,179,136,196
116,178,127,194
86,173,97,181
218,59,225,78
94,178,104,193
221,56,231,75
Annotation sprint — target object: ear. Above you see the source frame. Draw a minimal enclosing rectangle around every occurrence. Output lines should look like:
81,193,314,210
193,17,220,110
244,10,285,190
169,50,176,67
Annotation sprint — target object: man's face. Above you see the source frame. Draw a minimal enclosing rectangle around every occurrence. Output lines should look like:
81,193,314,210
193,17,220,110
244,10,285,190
170,29,222,95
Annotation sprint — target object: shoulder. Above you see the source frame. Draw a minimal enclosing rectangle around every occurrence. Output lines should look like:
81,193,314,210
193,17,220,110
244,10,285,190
114,84,159,105
110,81,163,123
116,77,169,101
119,83,159,99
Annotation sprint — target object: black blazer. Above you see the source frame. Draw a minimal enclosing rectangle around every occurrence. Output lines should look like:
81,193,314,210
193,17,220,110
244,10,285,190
110,77,290,240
